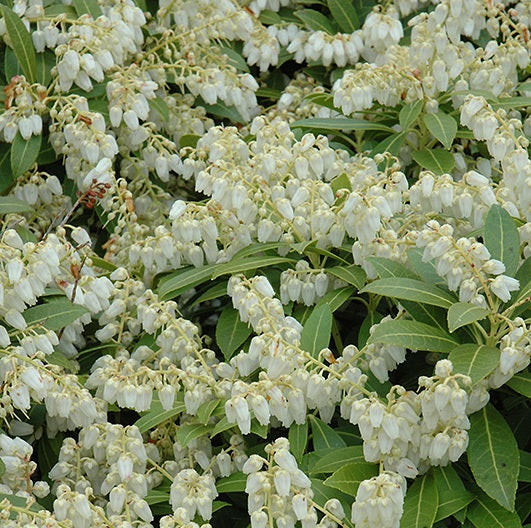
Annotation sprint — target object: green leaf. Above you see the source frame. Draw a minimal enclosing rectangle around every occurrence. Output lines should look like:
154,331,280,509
35,51,55,86
309,415,346,450
468,404,519,511
158,265,218,300
327,0,359,32
148,96,170,122
304,92,336,111
289,420,308,464
4,46,22,79
1,6,36,83
367,257,417,279
134,396,186,433
324,462,378,497
0,457,5,477
219,45,249,73
11,133,42,177
47,350,78,373
72,0,102,17
0,195,31,214
400,100,424,130
412,149,455,174
211,255,295,279
36,431,64,484
360,278,456,308
215,307,252,361
310,446,365,474
326,264,366,291
204,102,245,124
196,398,223,425
448,344,499,385
433,465,474,522
330,173,352,194
484,205,520,277
507,372,531,398
300,304,332,358
210,415,234,437
371,131,407,156
259,9,282,25
368,320,458,353
216,471,247,493
0,493,44,518
310,477,354,514
406,247,445,286
492,96,531,110
176,423,212,447
145,490,170,505
294,9,337,34
358,311,384,348
315,286,355,312
423,111,457,149
447,302,490,332
519,450,531,483
401,472,439,528
23,298,90,331
0,143,13,193
467,489,523,528
291,117,395,133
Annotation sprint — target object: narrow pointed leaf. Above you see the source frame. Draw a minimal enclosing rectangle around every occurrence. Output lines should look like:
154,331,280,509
433,465,474,522
468,404,519,511
310,446,365,474
447,302,490,332
326,265,366,290
401,473,438,528
72,0,102,17
215,306,252,361
309,415,346,450
327,0,359,32
134,395,185,433
211,255,295,279
484,205,520,277
448,344,499,385
0,196,31,214
291,117,395,133
324,462,378,497
507,372,531,398
368,320,458,353
412,149,455,174
216,471,247,493
407,247,445,285
289,421,308,464
400,100,424,130
23,298,90,331
467,489,522,528
316,286,355,312
423,111,457,149
361,278,456,308
1,6,36,83
294,9,337,34
300,304,332,358
11,133,42,177
176,423,212,447
371,131,408,156
367,257,417,279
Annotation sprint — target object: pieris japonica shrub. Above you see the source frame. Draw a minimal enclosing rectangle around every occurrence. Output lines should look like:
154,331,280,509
0,0,529,527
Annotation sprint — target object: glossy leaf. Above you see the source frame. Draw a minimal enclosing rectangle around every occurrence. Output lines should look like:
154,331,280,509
326,264,366,290
315,286,355,313
309,415,346,450
324,462,378,497
371,131,407,156
433,465,474,522
401,472,438,528
291,117,395,133
468,404,519,510
1,6,36,83
294,9,337,34
400,100,424,130
310,446,365,474
448,344,499,385
300,304,332,358
176,423,212,447
467,489,522,528
519,450,531,483
412,148,455,174
360,278,455,308
368,320,458,353
423,111,457,149
484,205,520,277
327,0,359,32
507,372,531,398
407,247,445,286
289,420,308,464
211,255,295,279
134,396,186,433
196,398,223,425
216,471,247,493
72,0,102,17
215,306,252,361
367,257,417,279
11,133,42,177
23,298,90,331
447,302,490,332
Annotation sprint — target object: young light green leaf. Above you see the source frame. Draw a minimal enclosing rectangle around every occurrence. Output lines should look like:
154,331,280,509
327,0,359,32
291,117,395,133
360,278,456,308
134,396,186,433
1,6,36,83
294,9,337,34
289,420,308,464
467,489,522,528
309,415,346,450
0,196,31,214
216,471,247,493
368,320,458,353
423,110,457,149
215,306,252,361
300,304,332,358
324,462,378,497
448,344,499,385
176,423,212,448
310,446,365,474
72,0,102,18
400,100,424,130
412,148,455,174
401,472,438,528
507,372,531,398
447,302,490,332
23,298,90,331
11,133,42,177
148,96,170,122
433,465,474,522
326,265,367,290
484,205,520,277
468,404,519,511
0,493,44,518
